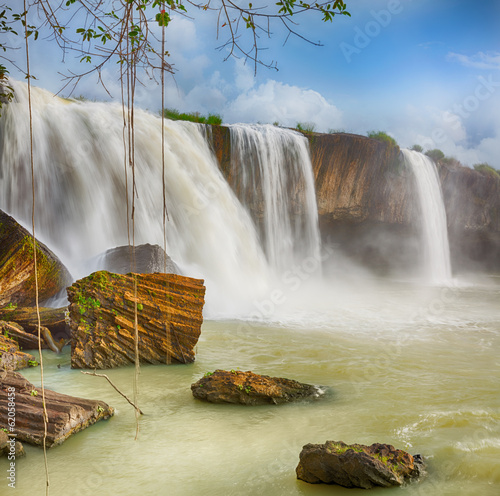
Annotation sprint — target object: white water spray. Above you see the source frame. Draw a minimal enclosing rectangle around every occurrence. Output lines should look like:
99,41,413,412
402,149,452,284
228,124,321,274
0,80,273,315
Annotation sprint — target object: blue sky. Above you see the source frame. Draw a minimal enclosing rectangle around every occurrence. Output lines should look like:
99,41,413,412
4,0,500,167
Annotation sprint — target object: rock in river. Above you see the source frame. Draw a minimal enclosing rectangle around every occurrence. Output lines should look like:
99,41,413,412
191,369,325,405
68,271,205,369
296,440,425,489
0,369,113,448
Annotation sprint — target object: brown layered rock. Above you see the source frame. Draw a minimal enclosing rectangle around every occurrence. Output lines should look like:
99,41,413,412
0,320,65,352
296,440,425,489
191,369,325,405
0,321,38,350
0,306,69,344
0,209,72,307
0,332,38,370
95,243,181,275
0,369,113,447
68,271,205,369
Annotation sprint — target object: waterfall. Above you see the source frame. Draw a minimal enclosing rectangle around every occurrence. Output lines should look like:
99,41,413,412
0,80,274,316
228,124,321,274
402,149,452,284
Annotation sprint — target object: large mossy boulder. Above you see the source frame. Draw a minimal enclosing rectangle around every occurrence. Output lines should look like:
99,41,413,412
0,369,113,448
67,271,205,369
296,440,425,489
0,210,72,307
191,369,325,405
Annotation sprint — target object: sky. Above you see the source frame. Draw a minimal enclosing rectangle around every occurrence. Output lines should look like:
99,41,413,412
3,0,500,167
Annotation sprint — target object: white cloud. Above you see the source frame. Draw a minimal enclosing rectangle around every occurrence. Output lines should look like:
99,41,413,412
448,51,500,70
224,79,343,130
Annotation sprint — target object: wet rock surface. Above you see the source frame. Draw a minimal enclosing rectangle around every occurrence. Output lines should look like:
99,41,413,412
0,209,72,307
296,440,425,489
95,243,181,275
0,369,113,447
191,369,325,405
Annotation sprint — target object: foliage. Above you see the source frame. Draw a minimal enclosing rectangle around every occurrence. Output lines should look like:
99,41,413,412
296,122,316,134
0,0,350,103
367,130,398,147
474,163,500,178
163,108,223,125
410,144,423,152
425,148,445,162
328,128,346,134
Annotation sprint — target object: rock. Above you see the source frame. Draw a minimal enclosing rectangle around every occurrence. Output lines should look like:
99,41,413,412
191,369,325,405
0,209,72,307
0,332,38,370
296,440,425,489
67,271,205,369
0,321,39,350
0,430,25,457
95,243,181,275
0,369,113,448
0,306,69,344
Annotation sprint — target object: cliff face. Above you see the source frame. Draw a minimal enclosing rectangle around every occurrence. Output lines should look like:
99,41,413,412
439,163,500,272
210,126,500,275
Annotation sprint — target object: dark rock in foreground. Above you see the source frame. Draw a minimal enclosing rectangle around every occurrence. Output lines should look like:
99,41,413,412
0,370,113,447
0,209,72,307
191,369,325,406
96,243,181,275
68,271,205,369
296,440,425,489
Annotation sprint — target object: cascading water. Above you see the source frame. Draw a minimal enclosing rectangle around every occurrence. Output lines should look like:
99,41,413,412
228,124,321,274
0,80,273,316
402,149,452,284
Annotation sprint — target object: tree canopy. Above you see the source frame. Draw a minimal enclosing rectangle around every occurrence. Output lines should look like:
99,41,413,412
0,0,349,102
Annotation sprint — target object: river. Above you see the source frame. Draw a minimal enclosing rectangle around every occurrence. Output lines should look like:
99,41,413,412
14,277,500,495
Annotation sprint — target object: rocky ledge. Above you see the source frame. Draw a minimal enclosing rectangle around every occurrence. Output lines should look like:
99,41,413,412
191,369,325,406
296,440,425,489
0,369,113,447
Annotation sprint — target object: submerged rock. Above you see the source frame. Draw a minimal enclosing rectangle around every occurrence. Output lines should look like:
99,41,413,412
0,369,113,448
0,331,38,370
0,209,72,307
95,243,181,275
68,271,205,369
296,440,425,489
191,369,325,405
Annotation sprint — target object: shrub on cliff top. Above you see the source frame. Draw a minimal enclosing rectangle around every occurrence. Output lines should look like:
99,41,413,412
425,149,445,163
410,144,423,152
367,131,398,147
474,163,500,178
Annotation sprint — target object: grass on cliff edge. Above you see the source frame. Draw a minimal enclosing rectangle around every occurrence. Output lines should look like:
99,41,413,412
162,108,222,125
367,130,398,147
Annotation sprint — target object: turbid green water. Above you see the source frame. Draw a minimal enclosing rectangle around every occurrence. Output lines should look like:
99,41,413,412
3,279,500,495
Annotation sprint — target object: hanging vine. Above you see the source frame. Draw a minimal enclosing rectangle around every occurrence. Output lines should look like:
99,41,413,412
23,1,50,493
